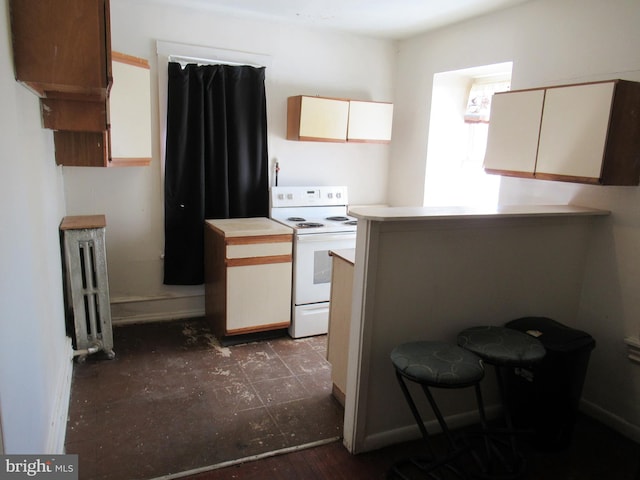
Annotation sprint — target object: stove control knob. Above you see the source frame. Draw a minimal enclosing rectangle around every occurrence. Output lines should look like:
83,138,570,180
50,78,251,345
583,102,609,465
336,192,342,199
327,193,333,199
287,194,293,199
278,194,284,200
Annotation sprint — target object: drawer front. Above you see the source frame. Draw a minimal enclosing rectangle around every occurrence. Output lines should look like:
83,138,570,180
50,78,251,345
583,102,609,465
226,241,291,259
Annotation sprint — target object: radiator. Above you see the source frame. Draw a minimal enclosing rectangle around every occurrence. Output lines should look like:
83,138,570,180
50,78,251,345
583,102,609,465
60,215,114,361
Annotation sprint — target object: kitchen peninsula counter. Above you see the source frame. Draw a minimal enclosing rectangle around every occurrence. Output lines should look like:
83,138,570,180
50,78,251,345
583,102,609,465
341,204,609,454
348,204,609,222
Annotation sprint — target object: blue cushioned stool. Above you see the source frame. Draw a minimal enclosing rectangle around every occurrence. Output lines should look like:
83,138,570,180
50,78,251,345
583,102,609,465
457,326,546,478
388,341,487,479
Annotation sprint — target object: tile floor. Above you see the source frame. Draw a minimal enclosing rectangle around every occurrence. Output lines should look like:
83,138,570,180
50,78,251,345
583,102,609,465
65,318,344,480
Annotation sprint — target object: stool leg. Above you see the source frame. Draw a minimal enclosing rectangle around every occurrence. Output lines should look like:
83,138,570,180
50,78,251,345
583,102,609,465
471,365,524,478
474,382,492,472
495,366,519,460
394,370,436,458
420,384,475,480
421,384,457,451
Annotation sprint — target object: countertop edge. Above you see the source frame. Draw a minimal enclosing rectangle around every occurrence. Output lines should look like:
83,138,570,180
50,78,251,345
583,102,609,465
348,204,611,222
205,217,293,237
330,248,356,265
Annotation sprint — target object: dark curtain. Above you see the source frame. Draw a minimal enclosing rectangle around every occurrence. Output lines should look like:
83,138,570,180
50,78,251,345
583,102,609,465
163,62,269,285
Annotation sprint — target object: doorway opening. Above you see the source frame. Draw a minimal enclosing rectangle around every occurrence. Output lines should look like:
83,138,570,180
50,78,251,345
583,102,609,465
424,62,512,207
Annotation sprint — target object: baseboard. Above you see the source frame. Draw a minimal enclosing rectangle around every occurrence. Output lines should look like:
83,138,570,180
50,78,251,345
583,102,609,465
580,398,640,444
359,404,502,453
111,294,205,326
47,337,73,454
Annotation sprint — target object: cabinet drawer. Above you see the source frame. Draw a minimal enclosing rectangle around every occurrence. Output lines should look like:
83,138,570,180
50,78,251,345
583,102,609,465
226,242,292,259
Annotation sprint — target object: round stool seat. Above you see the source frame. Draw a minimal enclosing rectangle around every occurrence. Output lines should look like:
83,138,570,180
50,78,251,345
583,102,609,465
457,326,545,366
391,341,485,388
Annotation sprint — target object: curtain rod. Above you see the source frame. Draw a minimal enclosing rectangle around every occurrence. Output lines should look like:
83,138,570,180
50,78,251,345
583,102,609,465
168,54,264,68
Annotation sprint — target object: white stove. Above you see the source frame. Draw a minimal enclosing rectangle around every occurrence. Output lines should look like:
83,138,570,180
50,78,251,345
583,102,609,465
270,186,357,338
270,186,358,235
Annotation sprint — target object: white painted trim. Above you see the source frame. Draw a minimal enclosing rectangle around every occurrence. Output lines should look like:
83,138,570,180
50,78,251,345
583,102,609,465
46,337,73,454
624,336,640,364
580,399,640,444
0,403,4,454
157,40,272,69
110,294,205,325
112,308,205,326
149,436,339,480
342,218,375,453
155,40,272,188
354,404,502,453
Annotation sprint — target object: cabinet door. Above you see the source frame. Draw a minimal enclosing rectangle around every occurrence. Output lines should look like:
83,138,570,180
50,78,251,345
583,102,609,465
347,100,393,143
287,96,349,141
535,82,614,181
9,0,111,98
109,53,152,166
54,131,109,167
483,89,544,176
226,263,292,333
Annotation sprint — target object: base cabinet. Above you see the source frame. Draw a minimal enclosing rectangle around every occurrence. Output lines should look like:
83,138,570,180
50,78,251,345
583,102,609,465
327,249,355,406
204,218,293,339
484,79,640,185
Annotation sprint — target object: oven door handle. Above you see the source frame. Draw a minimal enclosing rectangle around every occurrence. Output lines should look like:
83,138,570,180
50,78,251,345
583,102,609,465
295,233,357,243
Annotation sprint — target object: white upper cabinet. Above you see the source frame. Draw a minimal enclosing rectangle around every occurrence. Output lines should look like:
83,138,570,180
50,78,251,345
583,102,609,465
483,89,544,177
535,82,614,180
347,100,393,143
287,95,393,143
287,96,349,142
109,52,152,166
483,79,640,185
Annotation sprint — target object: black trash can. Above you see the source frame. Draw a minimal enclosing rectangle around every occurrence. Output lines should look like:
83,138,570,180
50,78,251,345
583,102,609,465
504,316,596,452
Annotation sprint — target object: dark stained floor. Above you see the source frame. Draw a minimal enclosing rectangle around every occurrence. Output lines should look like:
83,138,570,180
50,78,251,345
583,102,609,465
65,318,343,480
65,318,640,480
179,413,640,480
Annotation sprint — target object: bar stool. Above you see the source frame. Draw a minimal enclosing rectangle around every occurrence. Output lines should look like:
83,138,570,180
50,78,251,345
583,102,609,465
388,341,487,480
457,326,546,478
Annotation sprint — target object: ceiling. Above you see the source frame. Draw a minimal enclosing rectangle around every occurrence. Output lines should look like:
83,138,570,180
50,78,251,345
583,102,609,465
148,0,531,39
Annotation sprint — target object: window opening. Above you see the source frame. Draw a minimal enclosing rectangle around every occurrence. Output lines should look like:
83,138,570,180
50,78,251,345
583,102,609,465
424,62,512,207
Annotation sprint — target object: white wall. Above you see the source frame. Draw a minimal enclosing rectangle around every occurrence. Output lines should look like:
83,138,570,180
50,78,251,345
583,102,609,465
0,0,72,452
390,0,640,439
62,0,397,322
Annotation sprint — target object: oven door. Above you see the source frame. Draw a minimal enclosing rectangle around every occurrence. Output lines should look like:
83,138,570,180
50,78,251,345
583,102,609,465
293,232,357,305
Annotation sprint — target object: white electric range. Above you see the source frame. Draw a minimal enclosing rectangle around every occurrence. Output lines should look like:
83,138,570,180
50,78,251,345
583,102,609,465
270,186,357,338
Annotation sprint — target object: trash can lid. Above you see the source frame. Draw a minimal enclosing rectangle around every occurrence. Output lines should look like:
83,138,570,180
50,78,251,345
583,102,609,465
505,317,596,353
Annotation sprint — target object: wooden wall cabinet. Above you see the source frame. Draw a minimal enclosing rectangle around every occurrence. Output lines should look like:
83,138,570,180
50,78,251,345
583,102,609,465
484,79,640,185
9,0,152,167
9,0,112,99
287,95,393,143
